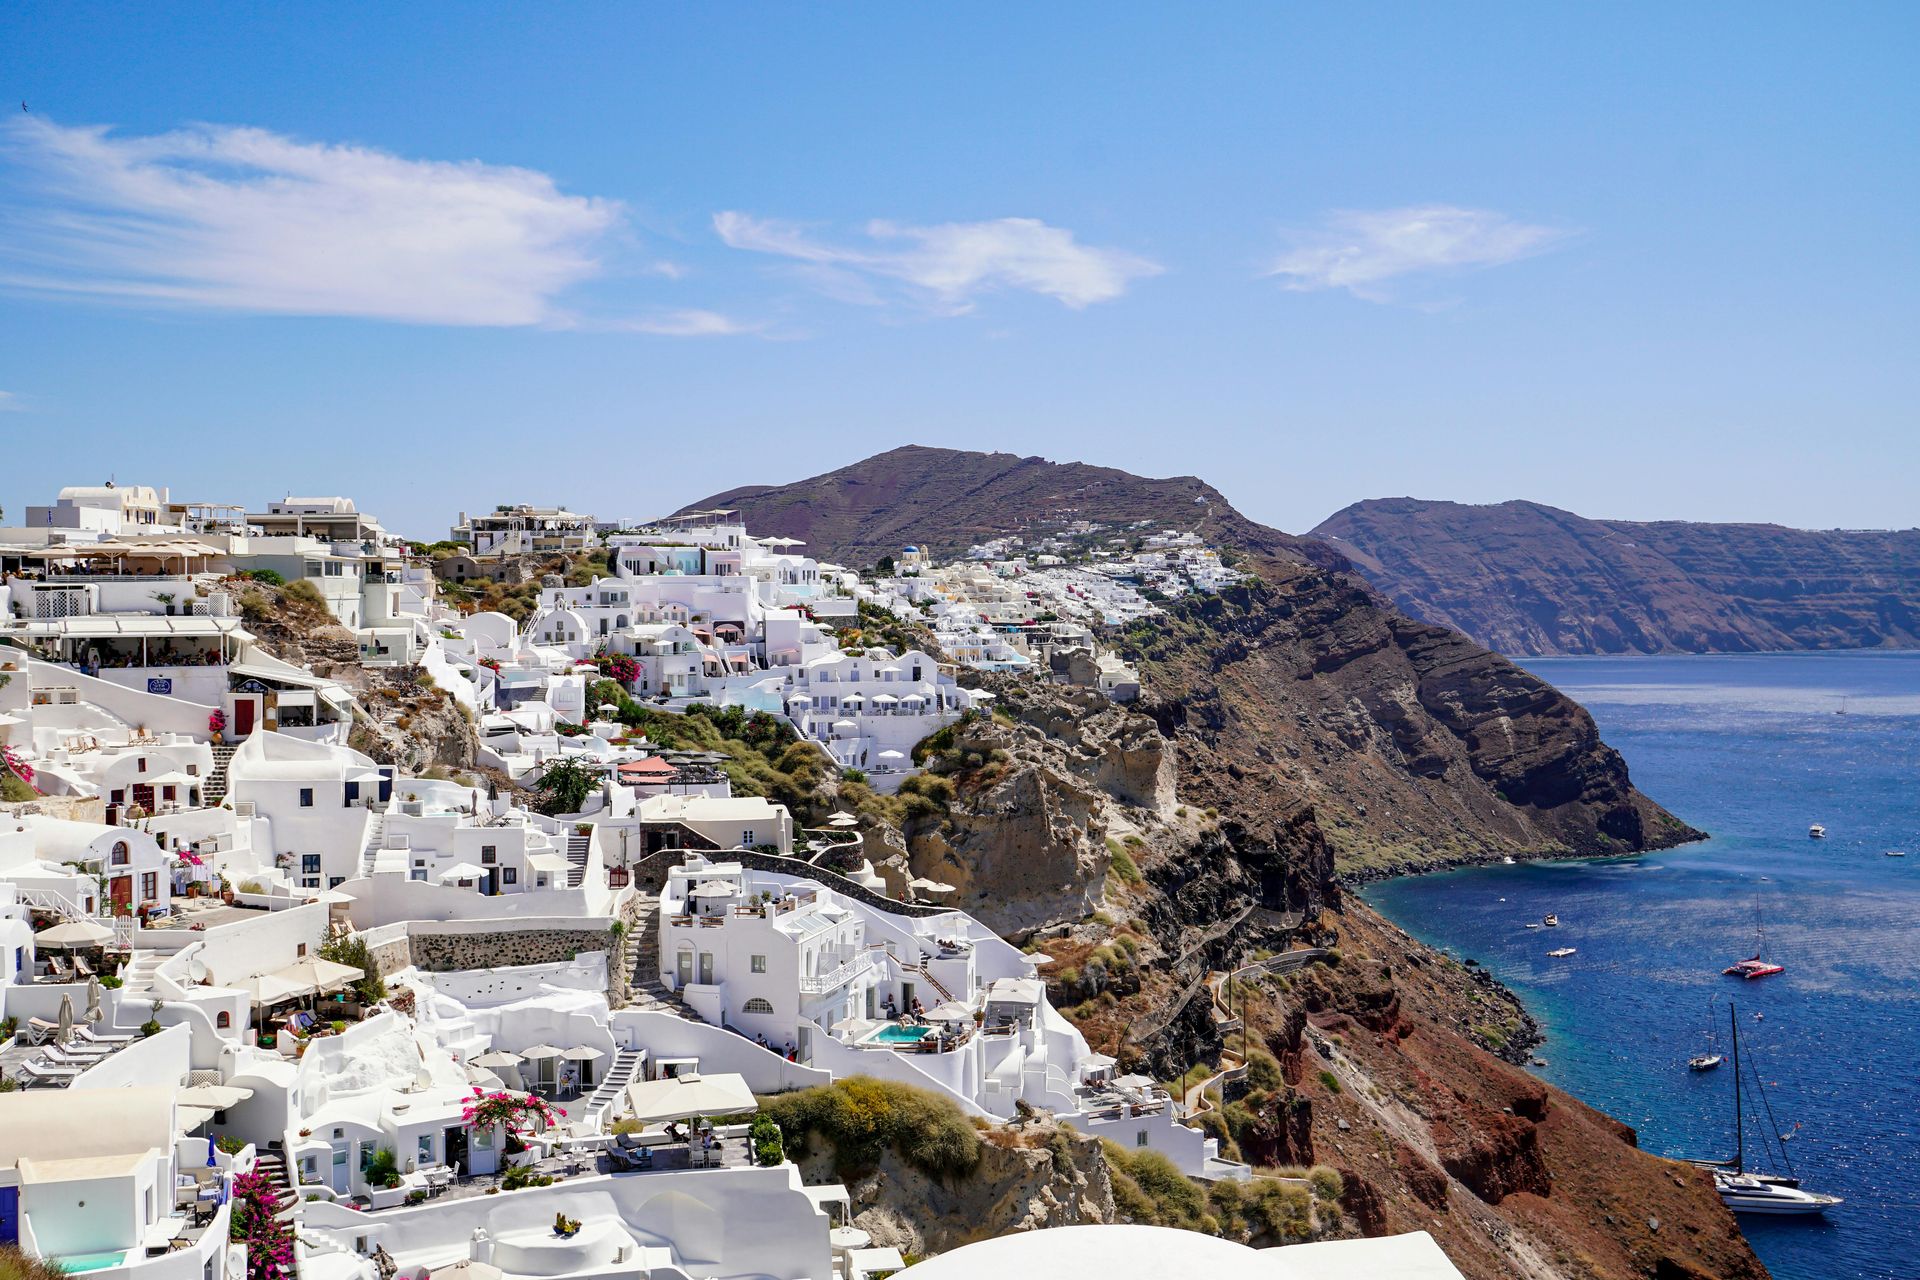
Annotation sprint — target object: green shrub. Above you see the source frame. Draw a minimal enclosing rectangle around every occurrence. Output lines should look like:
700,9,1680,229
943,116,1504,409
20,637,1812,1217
242,569,286,586
749,1110,785,1167
1102,1141,1209,1230
363,1146,401,1189
1307,1165,1344,1202
0,774,35,803
320,928,385,1004
0,1244,73,1280
282,579,326,608
99,974,123,989
1316,1069,1342,1095
761,1077,979,1180
140,1018,162,1037
1105,837,1143,885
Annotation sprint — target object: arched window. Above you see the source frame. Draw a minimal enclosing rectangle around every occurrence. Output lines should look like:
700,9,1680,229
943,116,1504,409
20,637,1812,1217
216,1011,231,1028
741,998,774,1014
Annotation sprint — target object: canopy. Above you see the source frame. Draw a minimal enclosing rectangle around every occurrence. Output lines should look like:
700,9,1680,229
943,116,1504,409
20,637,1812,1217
826,813,860,828
176,1106,219,1131
178,1083,254,1110
831,719,858,731
518,1044,565,1061
924,1000,973,1022
869,694,898,705
470,1049,524,1068
431,1262,503,1280
242,956,362,1006
561,1045,605,1062
877,749,905,761
623,1072,757,1126
438,862,488,882
142,771,198,788
36,919,113,949
690,880,738,898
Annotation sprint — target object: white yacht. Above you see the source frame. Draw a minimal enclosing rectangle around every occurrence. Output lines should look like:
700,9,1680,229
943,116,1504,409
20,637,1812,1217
1713,1172,1842,1215
1808,824,1827,839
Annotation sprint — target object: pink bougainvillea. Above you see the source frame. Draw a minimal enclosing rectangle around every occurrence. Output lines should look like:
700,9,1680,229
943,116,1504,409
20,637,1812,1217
229,1168,294,1280
462,1088,565,1135
208,708,227,735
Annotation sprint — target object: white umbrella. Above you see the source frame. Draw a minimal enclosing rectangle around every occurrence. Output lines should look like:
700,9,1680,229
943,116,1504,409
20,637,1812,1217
432,1261,503,1280
56,993,75,1045
826,813,859,827
176,1105,219,1132
84,975,104,1024
877,749,905,761
831,719,858,732
869,694,898,705
36,919,113,949
924,1000,973,1023
178,1083,253,1109
242,956,363,1006
561,1045,605,1062
518,1044,565,1061
471,1049,525,1068
623,1072,757,1126
438,861,489,883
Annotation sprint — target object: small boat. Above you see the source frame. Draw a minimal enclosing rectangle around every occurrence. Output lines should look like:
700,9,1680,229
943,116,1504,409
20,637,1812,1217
1689,1053,1724,1071
1547,947,1576,958
1543,913,1560,927
1887,850,1907,858
1809,824,1826,839
1524,922,1543,929
1502,856,1516,865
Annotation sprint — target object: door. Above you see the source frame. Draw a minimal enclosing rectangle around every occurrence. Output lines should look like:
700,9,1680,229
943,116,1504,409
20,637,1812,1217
233,699,256,738
676,950,693,987
698,952,714,985
483,870,498,896
110,875,133,916
0,1185,18,1245
329,1143,350,1193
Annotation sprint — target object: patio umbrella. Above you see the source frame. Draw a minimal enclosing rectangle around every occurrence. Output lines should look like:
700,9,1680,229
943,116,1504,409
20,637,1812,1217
36,919,113,949
431,1261,503,1280
471,1049,525,1068
518,1044,565,1060
84,975,104,1024
623,1071,757,1127
437,861,489,883
178,1083,254,1109
877,749,905,762
242,956,363,1006
826,813,859,828
560,1045,604,1062
56,993,75,1045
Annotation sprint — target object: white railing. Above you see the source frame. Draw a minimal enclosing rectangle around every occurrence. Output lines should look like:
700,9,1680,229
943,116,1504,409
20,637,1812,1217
799,952,871,995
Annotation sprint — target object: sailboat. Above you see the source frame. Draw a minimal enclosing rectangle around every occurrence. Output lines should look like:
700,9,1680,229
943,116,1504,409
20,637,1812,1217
1688,1001,1723,1071
1723,896,1784,979
1690,1004,1840,1215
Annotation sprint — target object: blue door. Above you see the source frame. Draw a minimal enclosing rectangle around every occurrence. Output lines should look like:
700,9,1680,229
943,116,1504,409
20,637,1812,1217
0,1184,19,1244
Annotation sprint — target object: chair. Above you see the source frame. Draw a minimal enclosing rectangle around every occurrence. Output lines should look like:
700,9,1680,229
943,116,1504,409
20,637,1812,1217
23,1017,61,1045
78,1026,136,1045
73,954,95,979
46,956,74,981
17,1060,81,1086
45,1042,112,1065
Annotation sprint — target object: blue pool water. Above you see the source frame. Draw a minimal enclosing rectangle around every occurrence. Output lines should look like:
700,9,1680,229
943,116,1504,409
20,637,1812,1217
869,1023,935,1044
1365,652,1920,1280
56,1252,129,1274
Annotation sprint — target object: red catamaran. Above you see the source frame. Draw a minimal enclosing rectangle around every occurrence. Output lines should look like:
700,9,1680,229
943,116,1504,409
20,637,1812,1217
1724,897,1784,979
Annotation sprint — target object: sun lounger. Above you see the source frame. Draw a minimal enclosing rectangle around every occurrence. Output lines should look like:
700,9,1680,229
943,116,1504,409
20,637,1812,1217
17,1060,82,1086
45,1042,113,1065
23,1017,62,1045
78,1026,137,1045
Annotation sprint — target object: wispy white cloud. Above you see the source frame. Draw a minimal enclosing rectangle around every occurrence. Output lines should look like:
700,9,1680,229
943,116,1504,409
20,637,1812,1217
713,212,1160,312
1266,205,1568,301
0,117,744,331
0,391,21,412
607,309,759,338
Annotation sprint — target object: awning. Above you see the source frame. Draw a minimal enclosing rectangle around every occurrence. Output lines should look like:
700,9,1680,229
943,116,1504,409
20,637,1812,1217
35,920,113,949
241,956,363,1006
437,862,488,882
177,1083,254,1110
623,1072,757,1125
518,1044,565,1061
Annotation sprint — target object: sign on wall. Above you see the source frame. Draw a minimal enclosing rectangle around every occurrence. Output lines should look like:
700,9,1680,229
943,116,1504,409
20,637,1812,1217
147,677,172,695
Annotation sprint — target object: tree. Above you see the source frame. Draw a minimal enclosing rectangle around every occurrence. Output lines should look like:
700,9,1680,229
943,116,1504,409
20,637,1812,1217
319,927,385,1005
531,757,597,816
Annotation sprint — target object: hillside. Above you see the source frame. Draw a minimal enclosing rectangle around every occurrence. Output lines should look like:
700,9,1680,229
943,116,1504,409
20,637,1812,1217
685,445,1333,569
1314,498,1920,655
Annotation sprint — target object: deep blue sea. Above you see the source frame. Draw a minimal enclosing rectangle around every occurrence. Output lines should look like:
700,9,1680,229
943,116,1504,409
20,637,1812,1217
1364,652,1920,1280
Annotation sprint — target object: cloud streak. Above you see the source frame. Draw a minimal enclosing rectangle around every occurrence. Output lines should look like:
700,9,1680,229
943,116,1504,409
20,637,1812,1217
1266,205,1567,301
714,212,1160,312
1,117,631,327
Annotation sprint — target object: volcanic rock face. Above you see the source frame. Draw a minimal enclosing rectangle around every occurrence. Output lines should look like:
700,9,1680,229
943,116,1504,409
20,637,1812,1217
1315,496,1920,655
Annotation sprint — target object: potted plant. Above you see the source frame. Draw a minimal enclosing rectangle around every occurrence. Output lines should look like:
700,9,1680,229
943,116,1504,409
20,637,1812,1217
208,708,227,744
552,1212,581,1239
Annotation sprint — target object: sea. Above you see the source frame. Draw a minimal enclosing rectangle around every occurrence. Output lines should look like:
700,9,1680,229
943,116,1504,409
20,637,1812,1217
1363,652,1920,1280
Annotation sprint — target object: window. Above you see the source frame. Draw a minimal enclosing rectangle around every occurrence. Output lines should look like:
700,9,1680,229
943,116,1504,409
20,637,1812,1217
741,830,754,847
216,1011,231,1029
1137,1130,1150,1148
329,877,345,889
302,854,322,874
187,764,199,777
502,867,517,885
137,757,148,773
111,789,125,804
110,841,130,866
299,788,314,807
481,845,496,865
742,998,774,1014
750,955,767,974
297,943,308,957
417,1134,434,1167
139,872,158,901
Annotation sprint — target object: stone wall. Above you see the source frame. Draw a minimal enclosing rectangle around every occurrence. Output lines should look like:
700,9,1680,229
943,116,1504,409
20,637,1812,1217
409,926,616,973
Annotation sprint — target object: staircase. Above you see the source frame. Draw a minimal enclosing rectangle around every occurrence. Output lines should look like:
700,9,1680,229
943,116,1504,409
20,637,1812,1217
252,1148,300,1221
579,1048,643,1126
120,949,165,996
203,744,238,805
625,895,697,1020
909,961,955,1003
565,834,590,888
358,814,387,879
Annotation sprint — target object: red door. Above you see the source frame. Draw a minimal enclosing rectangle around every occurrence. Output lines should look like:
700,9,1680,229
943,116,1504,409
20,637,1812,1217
233,700,256,737
109,876,133,916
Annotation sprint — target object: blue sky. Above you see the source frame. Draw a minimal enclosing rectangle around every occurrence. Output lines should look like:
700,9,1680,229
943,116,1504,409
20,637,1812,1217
2,3,1915,539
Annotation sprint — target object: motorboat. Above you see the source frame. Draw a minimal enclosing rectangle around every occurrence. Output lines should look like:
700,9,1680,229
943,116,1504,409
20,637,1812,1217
1887,850,1907,858
1808,824,1826,839
1542,913,1560,927
1524,922,1543,929
1714,1172,1842,1215
1547,947,1576,958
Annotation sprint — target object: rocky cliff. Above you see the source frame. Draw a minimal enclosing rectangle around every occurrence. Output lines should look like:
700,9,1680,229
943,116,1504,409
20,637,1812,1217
1313,498,1920,655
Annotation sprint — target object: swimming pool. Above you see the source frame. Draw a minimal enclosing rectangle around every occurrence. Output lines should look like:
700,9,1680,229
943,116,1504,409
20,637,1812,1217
57,1252,129,1274
867,1024,934,1045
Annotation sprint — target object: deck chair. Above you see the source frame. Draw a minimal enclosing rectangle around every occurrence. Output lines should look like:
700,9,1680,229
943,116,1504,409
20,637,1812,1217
23,1017,62,1045
45,1042,112,1065
17,1060,81,1086
78,1026,136,1045
73,954,95,978
46,956,74,981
